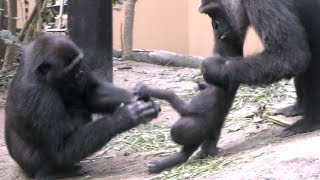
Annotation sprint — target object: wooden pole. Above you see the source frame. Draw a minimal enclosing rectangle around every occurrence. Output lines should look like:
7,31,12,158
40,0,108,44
57,0,64,29
68,0,113,82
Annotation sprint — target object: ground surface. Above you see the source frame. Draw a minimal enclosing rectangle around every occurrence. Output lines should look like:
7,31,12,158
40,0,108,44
0,60,320,180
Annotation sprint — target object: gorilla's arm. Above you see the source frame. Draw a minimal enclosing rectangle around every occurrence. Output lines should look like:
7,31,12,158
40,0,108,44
203,0,311,86
37,94,155,167
85,73,134,113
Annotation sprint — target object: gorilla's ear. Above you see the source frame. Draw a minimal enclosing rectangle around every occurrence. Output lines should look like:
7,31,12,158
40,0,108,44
199,0,219,14
63,52,84,73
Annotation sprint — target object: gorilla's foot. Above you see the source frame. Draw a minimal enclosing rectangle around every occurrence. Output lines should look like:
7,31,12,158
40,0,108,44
146,160,164,174
35,165,88,180
146,150,192,174
68,164,89,177
274,104,304,117
196,146,219,159
55,165,89,179
278,118,320,138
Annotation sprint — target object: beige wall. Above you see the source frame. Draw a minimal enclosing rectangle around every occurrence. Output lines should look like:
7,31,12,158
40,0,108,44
113,0,210,56
17,1,263,57
113,1,263,57
187,0,213,56
113,0,190,55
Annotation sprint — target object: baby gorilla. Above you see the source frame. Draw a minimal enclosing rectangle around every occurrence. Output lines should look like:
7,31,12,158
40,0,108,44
135,80,238,173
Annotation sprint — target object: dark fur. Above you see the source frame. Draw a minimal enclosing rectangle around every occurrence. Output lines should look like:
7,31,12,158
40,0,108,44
200,0,320,136
134,2,245,172
5,35,159,179
135,81,238,173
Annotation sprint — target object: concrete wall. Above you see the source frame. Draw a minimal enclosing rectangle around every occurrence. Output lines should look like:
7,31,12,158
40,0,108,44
113,0,190,55
17,0,263,57
187,0,213,56
113,1,263,57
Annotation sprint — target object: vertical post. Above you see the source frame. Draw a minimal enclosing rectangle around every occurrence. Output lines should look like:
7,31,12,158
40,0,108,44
68,0,113,82
57,0,65,29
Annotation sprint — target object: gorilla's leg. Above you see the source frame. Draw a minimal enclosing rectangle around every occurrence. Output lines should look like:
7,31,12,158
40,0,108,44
280,65,320,137
197,123,223,158
197,137,219,158
274,77,305,117
135,83,192,114
146,144,200,173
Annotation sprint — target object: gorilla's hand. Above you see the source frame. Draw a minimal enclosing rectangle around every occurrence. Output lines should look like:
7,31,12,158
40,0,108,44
127,100,160,124
134,82,150,98
133,82,161,117
201,55,228,86
196,81,210,91
114,100,160,127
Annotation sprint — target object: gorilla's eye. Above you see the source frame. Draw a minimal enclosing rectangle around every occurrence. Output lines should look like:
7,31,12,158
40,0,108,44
213,20,220,29
37,63,51,75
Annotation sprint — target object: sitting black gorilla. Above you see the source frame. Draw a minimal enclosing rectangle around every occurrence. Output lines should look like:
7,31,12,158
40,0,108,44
135,81,238,173
5,35,160,179
199,0,319,137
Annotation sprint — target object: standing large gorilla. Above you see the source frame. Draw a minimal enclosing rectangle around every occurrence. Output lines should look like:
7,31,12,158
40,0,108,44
5,35,160,179
200,0,320,137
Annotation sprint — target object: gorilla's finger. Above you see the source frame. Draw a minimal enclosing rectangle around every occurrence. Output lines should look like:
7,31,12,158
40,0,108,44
133,81,145,93
150,100,161,113
136,101,154,112
142,108,159,120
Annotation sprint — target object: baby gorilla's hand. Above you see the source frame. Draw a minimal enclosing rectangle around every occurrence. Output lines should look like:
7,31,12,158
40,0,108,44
201,55,228,86
134,82,150,99
196,81,210,90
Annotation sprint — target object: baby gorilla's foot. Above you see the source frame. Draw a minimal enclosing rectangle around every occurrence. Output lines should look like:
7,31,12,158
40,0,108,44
197,139,220,159
146,160,163,174
196,146,219,159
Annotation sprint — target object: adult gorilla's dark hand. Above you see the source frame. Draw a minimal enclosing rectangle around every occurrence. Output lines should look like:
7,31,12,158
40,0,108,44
201,55,228,86
126,100,160,124
132,82,162,122
114,100,160,127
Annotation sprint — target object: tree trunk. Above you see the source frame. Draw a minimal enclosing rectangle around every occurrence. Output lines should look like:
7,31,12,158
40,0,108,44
18,4,37,42
0,39,6,63
2,0,17,71
24,11,38,43
0,0,3,29
6,0,16,32
0,0,7,61
0,0,8,30
36,0,44,32
122,0,136,59
57,0,65,29
133,50,203,68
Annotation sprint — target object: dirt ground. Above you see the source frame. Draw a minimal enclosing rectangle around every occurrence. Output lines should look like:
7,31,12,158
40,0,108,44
0,60,320,180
